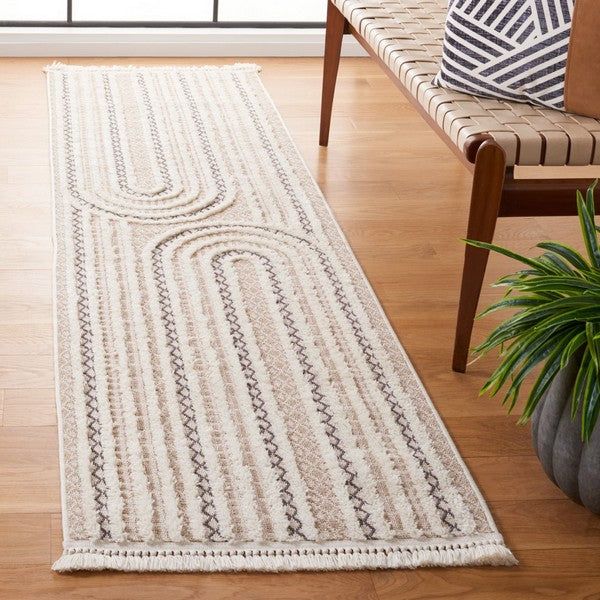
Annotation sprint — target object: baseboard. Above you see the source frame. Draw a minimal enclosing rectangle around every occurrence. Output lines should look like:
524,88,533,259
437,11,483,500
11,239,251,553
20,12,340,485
0,28,367,57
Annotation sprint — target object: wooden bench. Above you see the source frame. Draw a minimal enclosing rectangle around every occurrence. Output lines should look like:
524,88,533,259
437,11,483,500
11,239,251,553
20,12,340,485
319,0,600,372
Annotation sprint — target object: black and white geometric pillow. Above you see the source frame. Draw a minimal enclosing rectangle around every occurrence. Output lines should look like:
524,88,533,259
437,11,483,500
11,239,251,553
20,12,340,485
435,0,575,110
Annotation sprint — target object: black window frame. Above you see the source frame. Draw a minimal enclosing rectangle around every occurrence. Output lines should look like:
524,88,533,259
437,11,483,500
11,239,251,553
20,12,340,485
0,0,325,27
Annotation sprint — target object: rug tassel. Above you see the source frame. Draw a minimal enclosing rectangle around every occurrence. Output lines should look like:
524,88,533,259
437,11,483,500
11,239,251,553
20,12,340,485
43,62,261,73
53,541,516,572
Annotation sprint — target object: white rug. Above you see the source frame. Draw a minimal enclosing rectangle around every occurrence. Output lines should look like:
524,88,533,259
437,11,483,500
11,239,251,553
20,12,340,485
46,63,515,572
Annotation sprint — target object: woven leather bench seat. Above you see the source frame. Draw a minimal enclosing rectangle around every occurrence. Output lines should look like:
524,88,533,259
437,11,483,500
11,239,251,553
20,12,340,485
334,0,600,166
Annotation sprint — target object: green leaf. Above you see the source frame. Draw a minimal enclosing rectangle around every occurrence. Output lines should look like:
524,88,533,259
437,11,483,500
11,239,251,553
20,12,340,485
520,341,568,422
474,315,546,353
464,239,558,273
474,296,599,356
579,360,598,440
501,331,570,412
560,331,586,370
510,280,600,295
536,311,600,334
582,378,600,441
577,191,600,268
475,184,600,440
539,252,576,275
479,327,557,397
477,297,545,319
536,242,589,271
585,179,598,215
571,349,591,420
586,322,600,370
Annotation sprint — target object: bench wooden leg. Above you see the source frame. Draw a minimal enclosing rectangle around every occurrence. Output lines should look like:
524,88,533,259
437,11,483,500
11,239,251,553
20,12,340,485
452,140,506,373
319,1,346,147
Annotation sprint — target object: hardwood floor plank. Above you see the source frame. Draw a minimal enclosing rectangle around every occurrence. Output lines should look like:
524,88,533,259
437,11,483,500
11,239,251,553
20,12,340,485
0,514,52,567
371,568,600,600
444,416,533,457
0,356,54,389
0,238,53,270
492,498,600,550
464,456,564,502
0,569,379,600
0,271,52,324
0,324,53,356
0,426,60,513
3,389,56,427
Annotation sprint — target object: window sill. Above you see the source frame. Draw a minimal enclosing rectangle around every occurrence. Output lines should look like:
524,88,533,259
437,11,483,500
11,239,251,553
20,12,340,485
0,27,366,57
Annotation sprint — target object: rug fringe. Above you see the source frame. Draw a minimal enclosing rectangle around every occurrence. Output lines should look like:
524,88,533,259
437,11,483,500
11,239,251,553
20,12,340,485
43,62,261,73
53,541,516,572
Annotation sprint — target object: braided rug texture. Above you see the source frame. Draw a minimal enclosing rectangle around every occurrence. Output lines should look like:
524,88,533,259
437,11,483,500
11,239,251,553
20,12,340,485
47,63,514,572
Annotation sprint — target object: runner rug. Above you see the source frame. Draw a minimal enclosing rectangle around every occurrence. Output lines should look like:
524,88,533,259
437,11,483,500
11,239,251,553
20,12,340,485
46,63,515,572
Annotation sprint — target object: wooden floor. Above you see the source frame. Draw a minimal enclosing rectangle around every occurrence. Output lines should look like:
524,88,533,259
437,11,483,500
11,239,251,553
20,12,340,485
1,56,599,600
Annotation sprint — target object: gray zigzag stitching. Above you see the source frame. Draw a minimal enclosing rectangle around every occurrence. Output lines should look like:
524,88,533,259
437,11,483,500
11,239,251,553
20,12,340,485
143,72,237,542
215,249,377,539
211,253,308,540
61,73,228,222
61,70,222,541
156,220,458,534
316,250,459,533
150,243,223,542
166,71,369,540
101,72,173,199
63,60,458,538
230,75,315,237
72,209,112,540
230,75,460,534
60,73,112,540
153,62,460,532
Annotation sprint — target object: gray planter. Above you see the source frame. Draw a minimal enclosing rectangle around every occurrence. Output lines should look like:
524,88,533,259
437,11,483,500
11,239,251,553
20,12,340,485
531,356,600,514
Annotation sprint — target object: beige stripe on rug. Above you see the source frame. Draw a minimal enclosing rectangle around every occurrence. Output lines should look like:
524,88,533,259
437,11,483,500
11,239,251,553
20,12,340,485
46,63,515,572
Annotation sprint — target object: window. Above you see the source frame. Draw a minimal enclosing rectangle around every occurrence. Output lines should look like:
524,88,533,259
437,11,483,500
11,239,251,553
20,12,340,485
218,1,325,23
2,0,66,21
0,0,326,26
73,0,214,22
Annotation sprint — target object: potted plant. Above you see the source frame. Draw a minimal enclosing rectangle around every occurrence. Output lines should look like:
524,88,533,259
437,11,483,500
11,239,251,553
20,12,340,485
469,183,600,514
